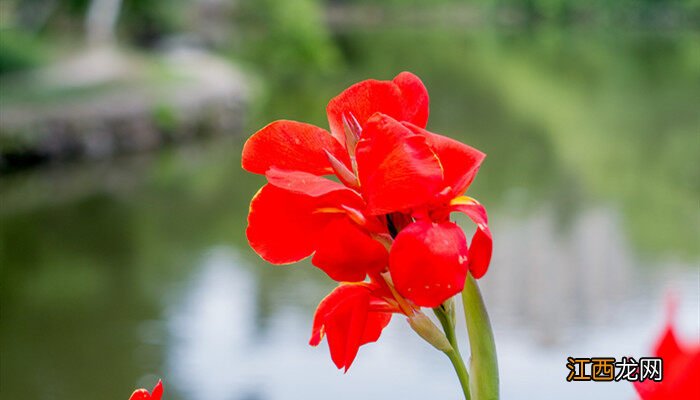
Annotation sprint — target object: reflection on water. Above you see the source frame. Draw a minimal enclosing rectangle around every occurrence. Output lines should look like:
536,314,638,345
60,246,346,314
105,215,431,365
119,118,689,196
484,206,636,345
167,248,259,400
1,29,698,399
164,217,699,400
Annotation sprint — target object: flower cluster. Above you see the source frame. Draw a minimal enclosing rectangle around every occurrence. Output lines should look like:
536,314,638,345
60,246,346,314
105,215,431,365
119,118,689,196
243,72,492,370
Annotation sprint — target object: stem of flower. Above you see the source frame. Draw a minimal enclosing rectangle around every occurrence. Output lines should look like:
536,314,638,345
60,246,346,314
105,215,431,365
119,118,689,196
435,305,471,400
462,274,499,400
445,347,471,400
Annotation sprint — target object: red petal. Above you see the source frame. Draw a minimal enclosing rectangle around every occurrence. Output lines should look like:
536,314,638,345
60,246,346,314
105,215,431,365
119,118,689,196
467,227,492,279
265,167,360,199
328,296,367,371
129,390,151,400
404,123,485,195
309,283,392,371
150,381,163,400
635,318,700,400
242,120,350,176
653,321,700,399
389,221,469,308
635,352,700,400
393,72,430,128
312,218,388,282
361,312,392,344
327,80,400,145
246,184,339,264
451,199,492,279
654,323,682,362
326,72,430,144
356,114,443,214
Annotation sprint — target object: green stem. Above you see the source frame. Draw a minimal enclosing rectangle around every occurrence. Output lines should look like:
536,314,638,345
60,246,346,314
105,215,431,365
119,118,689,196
462,274,499,400
445,347,471,400
435,306,471,400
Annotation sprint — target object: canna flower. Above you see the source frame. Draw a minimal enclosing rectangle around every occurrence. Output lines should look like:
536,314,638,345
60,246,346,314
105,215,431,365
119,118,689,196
634,305,700,400
242,72,436,283
129,380,163,400
243,72,492,369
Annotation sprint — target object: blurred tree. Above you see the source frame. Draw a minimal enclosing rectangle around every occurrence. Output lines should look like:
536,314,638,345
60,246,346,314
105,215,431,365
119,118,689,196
0,28,46,74
119,0,185,47
234,0,340,79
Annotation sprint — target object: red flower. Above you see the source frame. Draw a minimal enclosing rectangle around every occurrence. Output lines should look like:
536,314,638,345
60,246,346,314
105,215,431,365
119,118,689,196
309,281,399,371
129,380,163,400
634,310,700,400
243,72,493,368
242,73,440,283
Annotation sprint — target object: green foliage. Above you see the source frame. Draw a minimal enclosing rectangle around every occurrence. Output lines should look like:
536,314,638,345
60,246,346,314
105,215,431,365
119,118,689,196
326,0,700,25
235,0,340,79
0,29,46,75
5,0,186,47
151,103,179,135
119,0,186,46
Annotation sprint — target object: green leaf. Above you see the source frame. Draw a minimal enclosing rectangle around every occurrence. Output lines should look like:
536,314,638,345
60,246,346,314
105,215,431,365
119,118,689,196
462,274,499,400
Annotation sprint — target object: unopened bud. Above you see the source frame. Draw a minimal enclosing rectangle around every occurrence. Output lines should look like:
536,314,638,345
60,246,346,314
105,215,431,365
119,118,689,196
408,312,452,353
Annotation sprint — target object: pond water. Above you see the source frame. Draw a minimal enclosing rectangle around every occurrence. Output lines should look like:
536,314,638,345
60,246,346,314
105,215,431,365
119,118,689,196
1,29,699,400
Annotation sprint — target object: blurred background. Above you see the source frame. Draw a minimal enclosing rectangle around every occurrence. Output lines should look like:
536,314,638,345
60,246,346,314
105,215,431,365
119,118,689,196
0,1,698,399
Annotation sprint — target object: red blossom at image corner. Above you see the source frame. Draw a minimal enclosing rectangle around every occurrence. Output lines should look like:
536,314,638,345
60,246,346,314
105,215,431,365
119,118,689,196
129,380,163,400
634,306,700,400
241,72,492,370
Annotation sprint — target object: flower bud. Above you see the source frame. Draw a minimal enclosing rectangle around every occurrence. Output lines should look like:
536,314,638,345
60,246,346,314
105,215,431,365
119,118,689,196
408,312,453,353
